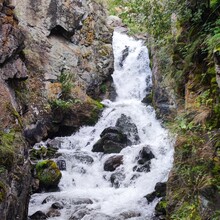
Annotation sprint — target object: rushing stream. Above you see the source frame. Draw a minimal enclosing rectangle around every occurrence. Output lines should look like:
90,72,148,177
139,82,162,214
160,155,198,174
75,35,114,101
29,32,174,219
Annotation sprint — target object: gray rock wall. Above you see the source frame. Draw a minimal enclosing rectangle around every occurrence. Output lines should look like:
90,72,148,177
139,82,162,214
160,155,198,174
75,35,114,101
0,0,114,219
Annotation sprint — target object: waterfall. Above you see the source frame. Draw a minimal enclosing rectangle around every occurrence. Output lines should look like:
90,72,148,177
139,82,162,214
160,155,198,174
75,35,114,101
29,32,174,220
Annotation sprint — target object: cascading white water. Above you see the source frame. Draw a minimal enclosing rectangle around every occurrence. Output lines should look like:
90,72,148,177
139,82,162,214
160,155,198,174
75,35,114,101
29,32,174,220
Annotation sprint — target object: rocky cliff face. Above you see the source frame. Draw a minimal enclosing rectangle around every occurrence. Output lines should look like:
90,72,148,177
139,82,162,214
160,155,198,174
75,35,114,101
0,0,114,219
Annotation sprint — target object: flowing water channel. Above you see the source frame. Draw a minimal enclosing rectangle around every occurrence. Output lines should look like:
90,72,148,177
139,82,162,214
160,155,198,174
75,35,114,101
29,32,174,220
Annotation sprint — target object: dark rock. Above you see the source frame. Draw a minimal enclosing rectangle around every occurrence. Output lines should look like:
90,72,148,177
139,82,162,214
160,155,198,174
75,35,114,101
103,140,126,154
116,114,140,144
51,202,64,210
56,159,66,171
119,46,129,67
145,191,157,203
46,209,61,217
141,92,153,104
145,182,167,204
110,172,126,188
102,132,127,143
136,162,151,173
92,127,128,153
42,195,56,204
104,155,123,172
29,211,48,219
155,182,166,198
138,146,155,164
100,127,123,137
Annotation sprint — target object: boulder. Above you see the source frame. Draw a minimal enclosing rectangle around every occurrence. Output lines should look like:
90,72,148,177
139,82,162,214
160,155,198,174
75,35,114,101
51,202,64,210
155,182,167,198
104,155,123,172
92,127,128,153
36,160,62,188
69,208,90,220
103,141,126,154
145,182,167,203
116,114,140,144
29,211,48,219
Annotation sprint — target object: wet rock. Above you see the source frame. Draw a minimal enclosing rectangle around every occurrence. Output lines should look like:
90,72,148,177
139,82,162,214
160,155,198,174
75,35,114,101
103,141,126,154
51,202,64,210
119,211,141,219
110,172,126,188
69,208,90,220
135,162,151,173
46,209,61,217
42,195,56,204
71,198,93,205
46,138,62,149
92,127,128,153
119,46,129,67
145,182,167,203
29,211,48,219
116,114,140,144
56,159,66,171
36,160,62,189
102,132,127,143
137,146,155,164
100,127,124,137
73,153,94,164
155,182,166,198
145,191,157,203
104,155,123,172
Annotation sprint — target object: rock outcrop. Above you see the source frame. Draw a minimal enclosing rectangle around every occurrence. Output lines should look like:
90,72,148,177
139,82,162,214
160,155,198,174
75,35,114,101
0,0,114,219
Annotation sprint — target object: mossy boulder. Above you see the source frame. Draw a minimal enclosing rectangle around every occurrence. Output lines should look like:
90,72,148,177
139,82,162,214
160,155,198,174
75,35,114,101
36,160,62,188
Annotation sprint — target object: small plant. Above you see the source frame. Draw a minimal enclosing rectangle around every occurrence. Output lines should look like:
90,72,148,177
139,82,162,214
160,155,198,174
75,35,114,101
58,71,74,100
49,99,74,110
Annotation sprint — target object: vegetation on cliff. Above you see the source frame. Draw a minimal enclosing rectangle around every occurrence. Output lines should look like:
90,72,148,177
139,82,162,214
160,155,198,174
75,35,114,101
107,0,220,219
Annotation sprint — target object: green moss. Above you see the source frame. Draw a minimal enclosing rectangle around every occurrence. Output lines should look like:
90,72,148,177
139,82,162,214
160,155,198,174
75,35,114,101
0,131,15,170
100,84,107,94
171,202,201,220
50,99,74,111
36,160,62,188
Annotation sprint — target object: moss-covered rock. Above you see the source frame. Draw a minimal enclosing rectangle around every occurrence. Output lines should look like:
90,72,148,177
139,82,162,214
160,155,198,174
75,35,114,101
36,160,62,188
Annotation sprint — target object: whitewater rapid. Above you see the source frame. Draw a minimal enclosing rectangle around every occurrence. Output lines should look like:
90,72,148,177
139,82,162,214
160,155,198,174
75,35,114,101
29,32,174,220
